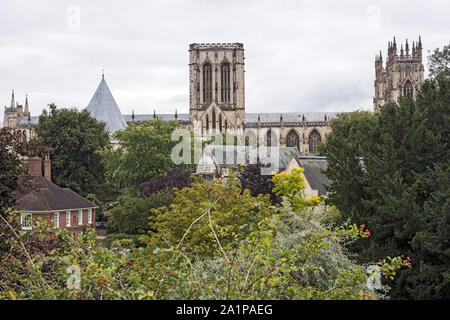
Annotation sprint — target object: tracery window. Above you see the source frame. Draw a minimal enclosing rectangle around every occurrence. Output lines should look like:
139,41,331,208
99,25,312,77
212,110,216,132
403,80,413,98
266,129,272,147
286,130,300,150
308,129,322,154
221,63,231,102
203,63,212,103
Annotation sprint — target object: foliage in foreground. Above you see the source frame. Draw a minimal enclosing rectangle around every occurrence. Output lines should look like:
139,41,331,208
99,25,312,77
0,169,410,300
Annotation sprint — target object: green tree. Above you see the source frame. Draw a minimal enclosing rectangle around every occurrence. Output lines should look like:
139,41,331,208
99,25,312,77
142,175,277,257
35,104,110,197
322,58,450,299
0,129,26,212
100,119,182,195
107,191,174,235
0,128,45,212
428,44,450,79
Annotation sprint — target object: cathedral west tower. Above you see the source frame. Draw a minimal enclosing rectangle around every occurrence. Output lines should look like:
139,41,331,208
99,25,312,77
189,43,245,136
374,36,425,111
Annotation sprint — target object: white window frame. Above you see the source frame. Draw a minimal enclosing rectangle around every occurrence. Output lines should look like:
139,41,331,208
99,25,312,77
54,212,59,228
88,209,92,224
21,213,33,230
78,209,83,225
66,211,71,227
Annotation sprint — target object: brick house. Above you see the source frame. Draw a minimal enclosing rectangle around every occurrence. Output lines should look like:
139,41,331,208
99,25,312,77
14,156,97,239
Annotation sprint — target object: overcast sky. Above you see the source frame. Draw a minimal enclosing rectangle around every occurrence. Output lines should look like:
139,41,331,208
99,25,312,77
0,0,449,123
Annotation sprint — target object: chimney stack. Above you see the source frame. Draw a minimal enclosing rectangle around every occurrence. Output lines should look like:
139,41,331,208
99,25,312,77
44,154,51,181
28,156,42,177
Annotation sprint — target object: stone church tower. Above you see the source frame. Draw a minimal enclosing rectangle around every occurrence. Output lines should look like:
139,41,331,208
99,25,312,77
374,36,425,111
189,43,245,136
3,90,30,128
3,90,34,142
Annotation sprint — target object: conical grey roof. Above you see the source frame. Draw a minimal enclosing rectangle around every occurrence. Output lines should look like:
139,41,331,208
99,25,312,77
86,75,127,134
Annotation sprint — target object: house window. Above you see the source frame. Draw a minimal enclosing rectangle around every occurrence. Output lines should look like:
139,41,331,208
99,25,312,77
66,211,71,227
54,212,59,228
21,213,32,230
88,209,92,224
78,210,82,225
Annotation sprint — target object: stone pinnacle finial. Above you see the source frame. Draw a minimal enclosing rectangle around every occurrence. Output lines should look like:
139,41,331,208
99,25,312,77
24,94,29,113
10,89,15,109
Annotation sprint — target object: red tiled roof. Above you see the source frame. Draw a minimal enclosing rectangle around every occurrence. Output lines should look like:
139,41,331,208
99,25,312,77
14,176,96,212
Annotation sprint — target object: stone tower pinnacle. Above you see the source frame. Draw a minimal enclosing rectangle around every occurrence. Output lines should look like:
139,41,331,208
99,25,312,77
373,36,425,111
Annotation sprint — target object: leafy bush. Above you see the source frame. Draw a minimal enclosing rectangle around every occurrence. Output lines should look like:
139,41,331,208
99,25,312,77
138,168,191,197
142,175,276,257
107,191,174,235
238,163,281,205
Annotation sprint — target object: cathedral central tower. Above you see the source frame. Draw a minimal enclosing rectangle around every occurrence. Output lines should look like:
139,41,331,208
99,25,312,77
189,43,245,136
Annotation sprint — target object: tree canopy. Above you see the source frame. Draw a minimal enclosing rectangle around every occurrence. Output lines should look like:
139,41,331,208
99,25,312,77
238,163,281,205
100,119,182,195
321,51,450,299
138,168,191,198
35,104,110,197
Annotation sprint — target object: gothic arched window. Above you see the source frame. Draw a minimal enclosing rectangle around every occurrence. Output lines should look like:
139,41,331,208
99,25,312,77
266,129,272,147
205,114,209,133
403,80,413,98
308,129,322,154
203,63,212,103
219,114,222,133
221,63,230,103
286,130,300,150
212,110,216,132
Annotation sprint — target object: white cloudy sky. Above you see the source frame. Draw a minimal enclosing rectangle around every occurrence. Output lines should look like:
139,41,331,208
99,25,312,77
0,0,448,123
